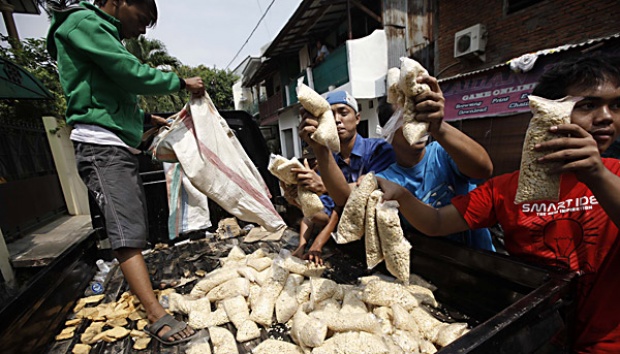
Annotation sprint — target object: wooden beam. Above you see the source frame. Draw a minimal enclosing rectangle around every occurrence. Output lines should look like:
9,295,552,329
0,228,14,283
351,0,382,23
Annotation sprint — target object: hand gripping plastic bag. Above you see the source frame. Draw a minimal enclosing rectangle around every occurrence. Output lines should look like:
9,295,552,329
149,93,285,231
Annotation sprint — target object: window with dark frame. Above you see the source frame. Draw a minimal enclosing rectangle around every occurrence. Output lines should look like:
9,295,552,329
507,0,544,14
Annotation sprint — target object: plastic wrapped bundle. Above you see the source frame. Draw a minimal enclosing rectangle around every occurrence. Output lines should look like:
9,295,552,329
365,189,384,269
268,154,304,185
515,95,577,204
297,185,325,218
247,257,272,272
290,308,328,348
253,339,304,354
373,306,394,335
402,95,429,145
313,110,341,152
312,331,390,354
361,279,419,310
410,307,444,340
325,312,382,335
190,268,240,297
406,284,438,307
275,273,304,323
399,57,431,97
268,154,288,180
391,329,422,353
186,342,212,354
208,326,239,354
309,277,339,307
221,296,260,342
167,292,195,315
391,303,420,333
335,172,378,244
236,320,261,343
419,339,438,354
221,245,246,266
399,57,432,145
250,264,289,326
387,67,404,106
340,289,368,315
247,282,261,309
188,304,230,329
268,154,324,217
206,277,250,302
236,266,259,283
434,322,469,348
403,119,429,145
376,200,411,284
295,280,311,305
276,159,305,185
297,81,340,152
296,80,331,117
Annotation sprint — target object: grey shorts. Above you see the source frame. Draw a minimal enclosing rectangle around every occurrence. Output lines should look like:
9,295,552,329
74,142,148,250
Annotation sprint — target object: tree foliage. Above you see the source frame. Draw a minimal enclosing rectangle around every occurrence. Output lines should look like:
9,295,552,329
0,33,238,120
0,37,66,120
124,36,180,69
126,36,238,113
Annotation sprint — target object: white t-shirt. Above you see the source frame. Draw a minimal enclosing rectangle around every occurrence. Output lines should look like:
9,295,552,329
71,124,141,154
318,45,330,58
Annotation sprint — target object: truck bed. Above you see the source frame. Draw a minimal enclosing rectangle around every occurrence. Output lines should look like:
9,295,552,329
43,230,576,354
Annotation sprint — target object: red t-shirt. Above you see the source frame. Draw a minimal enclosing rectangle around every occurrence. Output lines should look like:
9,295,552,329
451,158,620,353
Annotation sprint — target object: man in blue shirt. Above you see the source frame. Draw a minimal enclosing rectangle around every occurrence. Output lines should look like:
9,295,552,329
298,90,396,206
376,75,495,251
291,90,395,263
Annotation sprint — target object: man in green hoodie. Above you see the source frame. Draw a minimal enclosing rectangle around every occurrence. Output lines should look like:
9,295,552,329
47,0,204,345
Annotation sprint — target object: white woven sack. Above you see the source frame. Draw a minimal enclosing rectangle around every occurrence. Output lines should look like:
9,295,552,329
163,162,212,240
151,93,285,231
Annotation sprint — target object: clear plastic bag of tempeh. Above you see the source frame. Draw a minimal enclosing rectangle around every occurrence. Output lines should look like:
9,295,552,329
514,95,579,204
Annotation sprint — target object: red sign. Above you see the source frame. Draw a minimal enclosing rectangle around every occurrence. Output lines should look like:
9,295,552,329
440,66,542,121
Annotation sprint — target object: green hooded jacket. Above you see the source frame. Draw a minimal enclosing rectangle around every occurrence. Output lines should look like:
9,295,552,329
47,2,182,148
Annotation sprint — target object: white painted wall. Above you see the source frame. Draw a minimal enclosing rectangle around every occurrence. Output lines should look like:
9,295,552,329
346,29,388,99
278,105,303,158
273,30,392,158
232,80,243,110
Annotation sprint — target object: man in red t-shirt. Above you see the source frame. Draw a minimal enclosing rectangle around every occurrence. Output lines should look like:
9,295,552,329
377,53,620,353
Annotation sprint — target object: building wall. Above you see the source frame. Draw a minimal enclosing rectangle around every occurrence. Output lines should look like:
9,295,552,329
347,29,389,99
436,0,620,78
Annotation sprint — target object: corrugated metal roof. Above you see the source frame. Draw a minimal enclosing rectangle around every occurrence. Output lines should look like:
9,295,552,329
6,0,40,14
439,32,620,83
245,0,353,86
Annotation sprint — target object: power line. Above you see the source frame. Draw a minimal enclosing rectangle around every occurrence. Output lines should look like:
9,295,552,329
225,0,276,70
256,0,272,37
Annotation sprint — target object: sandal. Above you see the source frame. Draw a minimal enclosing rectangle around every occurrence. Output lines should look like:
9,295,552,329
144,314,197,345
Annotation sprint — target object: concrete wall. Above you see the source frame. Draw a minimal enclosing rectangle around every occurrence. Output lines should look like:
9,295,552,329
42,117,89,216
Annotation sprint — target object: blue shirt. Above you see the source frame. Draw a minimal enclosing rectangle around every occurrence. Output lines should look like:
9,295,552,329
320,134,395,215
335,134,396,183
377,141,495,251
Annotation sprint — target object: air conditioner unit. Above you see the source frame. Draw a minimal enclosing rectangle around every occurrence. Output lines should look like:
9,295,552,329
454,24,487,60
